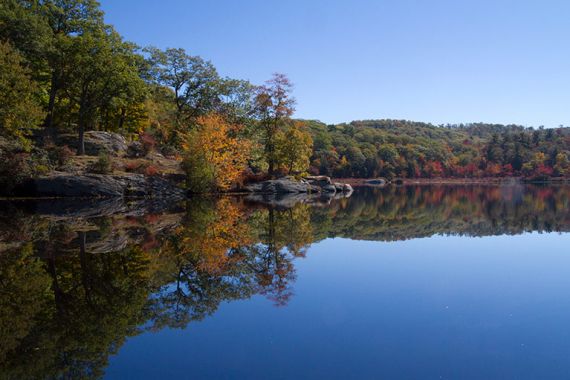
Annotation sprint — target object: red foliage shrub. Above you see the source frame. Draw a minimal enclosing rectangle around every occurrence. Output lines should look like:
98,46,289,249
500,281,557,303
502,164,514,176
143,214,162,224
144,165,159,176
124,160,159,177
140,132,156,155
241,168,270,184
125,161,142,172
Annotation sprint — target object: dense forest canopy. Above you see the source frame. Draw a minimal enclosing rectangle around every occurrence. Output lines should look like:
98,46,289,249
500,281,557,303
0,0,569,191
306,119,570,180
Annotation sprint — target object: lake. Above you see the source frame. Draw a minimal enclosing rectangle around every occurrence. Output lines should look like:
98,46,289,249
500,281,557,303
1,184,569,379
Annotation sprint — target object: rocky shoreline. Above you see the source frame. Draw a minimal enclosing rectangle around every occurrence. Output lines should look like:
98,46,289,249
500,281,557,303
11,173,186,199
1,130,353,200
243,175,353,195
3,174,353,200
336,176,570,186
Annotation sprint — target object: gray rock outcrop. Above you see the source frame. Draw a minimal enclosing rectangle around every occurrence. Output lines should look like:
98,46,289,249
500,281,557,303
17,173,185,199
243,175,353,195
244,177,318,194
58,131,128,156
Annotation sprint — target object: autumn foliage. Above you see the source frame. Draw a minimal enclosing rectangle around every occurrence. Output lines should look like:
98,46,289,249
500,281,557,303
175,198,253,274
182,114,251,192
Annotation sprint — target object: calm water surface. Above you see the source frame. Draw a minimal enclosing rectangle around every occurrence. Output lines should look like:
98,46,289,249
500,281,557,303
1,185,569,379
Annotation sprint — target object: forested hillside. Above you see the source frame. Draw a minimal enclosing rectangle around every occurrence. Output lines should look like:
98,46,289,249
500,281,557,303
306,119,570,180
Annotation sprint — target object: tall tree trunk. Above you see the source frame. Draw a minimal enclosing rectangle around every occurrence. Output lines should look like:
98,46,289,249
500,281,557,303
77,101,88,155
268,208,275,255
267,139,275,177
46,252,65,314
43,72,59,144
78,231,93,305
118,107,126,133
78,122,85,155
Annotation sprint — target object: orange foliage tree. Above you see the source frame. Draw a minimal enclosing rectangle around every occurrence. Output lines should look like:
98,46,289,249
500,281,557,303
182,113,251,192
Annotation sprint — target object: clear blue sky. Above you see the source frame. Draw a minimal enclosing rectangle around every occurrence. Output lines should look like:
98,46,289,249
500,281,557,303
100,0,570,127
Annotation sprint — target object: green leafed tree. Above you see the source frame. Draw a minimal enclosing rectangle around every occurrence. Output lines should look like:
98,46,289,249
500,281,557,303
64,28,146,154
0,41,44,150
275,122,313,174
144,47,255,142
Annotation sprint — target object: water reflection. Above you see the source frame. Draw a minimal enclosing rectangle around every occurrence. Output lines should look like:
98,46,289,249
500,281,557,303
0,184,568,378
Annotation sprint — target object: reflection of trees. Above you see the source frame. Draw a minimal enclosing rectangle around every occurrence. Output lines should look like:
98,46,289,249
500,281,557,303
244,205,313,306
1,241,154,379
0,214,168,379
149,198,257,329
311,185,570,241
0,185,569,377
0,244,52,366
149,198,313,329
0,198,313,377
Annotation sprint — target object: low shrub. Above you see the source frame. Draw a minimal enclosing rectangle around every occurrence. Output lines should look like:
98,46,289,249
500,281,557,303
0,148,51,193
48,145,75,168
144,165,159,176
0,152,31,191
124,160,143,172
140,132,156,155
90,151,114,174
127,141,145,158
161,144,178,158
241,168,270,184
124,160,159,176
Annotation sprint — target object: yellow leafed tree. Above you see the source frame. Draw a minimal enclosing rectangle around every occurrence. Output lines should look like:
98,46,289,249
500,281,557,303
275,122,313,175
182,113,251,192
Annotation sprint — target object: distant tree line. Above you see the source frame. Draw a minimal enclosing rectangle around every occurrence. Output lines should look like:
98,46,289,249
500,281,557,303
306,120,570,180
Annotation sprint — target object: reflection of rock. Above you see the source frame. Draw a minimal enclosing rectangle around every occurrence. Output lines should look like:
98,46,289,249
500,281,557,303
35,198,137,217
29,197,184,218
392,178,404,186
322,184,337,193
83,212,183,254
0,197,185,254
58,131,128,156
86,231,130,254
244,189,352,209
245,193,319,209
16,173,185,199
365,178,387,186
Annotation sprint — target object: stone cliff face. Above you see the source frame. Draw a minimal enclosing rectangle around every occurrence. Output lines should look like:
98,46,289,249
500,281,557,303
14,173,186,199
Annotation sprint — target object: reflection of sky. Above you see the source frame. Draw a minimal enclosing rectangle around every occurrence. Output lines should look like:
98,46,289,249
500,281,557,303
107,232,570,379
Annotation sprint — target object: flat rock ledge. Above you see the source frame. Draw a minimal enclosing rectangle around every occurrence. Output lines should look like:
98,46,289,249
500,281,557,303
15,173,185,199
58,131,128,156
243,176,353,195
